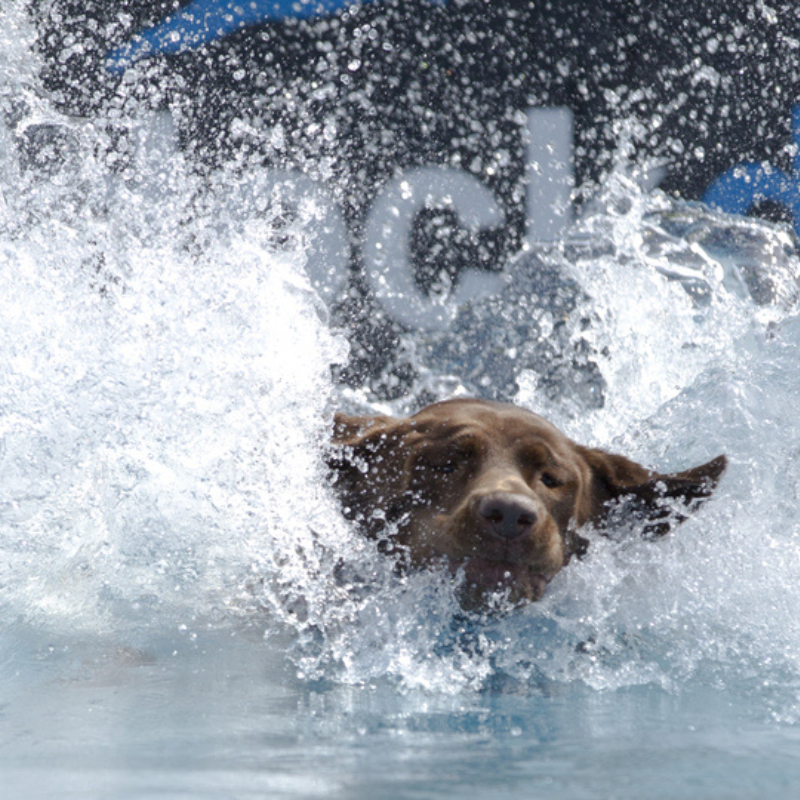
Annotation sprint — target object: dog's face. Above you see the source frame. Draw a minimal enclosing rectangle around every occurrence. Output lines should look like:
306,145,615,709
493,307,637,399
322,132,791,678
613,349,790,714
328,398,726,608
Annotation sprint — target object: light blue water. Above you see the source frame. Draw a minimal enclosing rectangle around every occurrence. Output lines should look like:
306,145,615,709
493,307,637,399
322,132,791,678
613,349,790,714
6,625,800,800
4,4,800,798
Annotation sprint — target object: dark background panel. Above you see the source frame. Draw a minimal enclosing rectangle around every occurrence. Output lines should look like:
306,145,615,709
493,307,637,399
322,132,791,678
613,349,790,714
33,0,800,200
28,0,800,393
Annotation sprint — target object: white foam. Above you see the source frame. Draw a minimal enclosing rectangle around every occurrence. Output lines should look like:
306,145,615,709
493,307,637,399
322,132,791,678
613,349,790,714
4,2,800,719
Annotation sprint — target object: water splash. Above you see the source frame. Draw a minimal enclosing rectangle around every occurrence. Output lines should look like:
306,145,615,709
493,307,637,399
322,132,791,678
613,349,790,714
0,6,348,635
280,167,800,710
4,2,800,721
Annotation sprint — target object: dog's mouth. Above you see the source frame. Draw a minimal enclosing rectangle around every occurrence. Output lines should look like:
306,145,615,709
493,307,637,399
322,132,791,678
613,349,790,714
446,555,552,602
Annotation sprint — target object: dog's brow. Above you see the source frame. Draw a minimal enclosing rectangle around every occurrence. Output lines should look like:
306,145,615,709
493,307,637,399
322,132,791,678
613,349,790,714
516,440,557,466
414,421,470,440
448,430,483,448
410,426,484,456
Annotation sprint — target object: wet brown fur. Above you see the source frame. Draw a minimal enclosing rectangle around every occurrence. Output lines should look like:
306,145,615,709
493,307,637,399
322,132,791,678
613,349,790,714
328,398,726,609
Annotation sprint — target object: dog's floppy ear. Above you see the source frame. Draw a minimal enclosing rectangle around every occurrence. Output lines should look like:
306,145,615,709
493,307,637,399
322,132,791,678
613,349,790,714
579,447,727,539
327,412,410,536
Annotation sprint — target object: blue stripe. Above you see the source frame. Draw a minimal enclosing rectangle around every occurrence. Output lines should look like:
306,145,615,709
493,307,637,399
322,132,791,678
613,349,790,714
107,0,447,73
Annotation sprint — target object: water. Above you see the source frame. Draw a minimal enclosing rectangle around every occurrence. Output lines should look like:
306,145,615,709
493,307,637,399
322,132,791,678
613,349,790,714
4,5,800,798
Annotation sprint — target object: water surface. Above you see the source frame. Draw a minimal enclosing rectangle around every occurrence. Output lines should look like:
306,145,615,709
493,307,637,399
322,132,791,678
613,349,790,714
3,4,800,798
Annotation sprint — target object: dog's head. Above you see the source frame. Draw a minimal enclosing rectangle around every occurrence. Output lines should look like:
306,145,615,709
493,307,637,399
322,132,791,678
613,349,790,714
328,398,726,608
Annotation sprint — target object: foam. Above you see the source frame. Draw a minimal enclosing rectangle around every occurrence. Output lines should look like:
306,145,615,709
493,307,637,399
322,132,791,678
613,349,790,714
3,2,800,720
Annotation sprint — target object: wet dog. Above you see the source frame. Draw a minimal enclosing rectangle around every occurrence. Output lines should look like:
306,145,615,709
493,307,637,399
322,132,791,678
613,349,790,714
328,398,726,609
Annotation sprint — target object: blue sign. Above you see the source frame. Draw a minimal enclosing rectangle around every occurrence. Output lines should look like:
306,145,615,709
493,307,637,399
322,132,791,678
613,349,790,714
107,0,447,73
704,107,800,236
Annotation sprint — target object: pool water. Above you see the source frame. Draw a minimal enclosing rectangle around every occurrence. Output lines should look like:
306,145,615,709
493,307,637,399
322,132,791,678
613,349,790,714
5,625,800,800
4,4,800,798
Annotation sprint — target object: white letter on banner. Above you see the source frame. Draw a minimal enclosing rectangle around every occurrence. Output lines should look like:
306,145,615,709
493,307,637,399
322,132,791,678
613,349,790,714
525,107,574,246
363,166,504,330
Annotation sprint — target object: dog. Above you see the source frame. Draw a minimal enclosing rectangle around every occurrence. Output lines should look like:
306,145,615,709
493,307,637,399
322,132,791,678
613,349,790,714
328,398,726,609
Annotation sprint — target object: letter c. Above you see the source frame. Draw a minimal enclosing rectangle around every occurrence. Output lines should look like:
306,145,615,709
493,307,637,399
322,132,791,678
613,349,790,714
363,167,504,330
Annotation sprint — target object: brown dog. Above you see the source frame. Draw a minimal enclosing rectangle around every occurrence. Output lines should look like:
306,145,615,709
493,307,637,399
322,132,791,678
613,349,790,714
328,398,726,608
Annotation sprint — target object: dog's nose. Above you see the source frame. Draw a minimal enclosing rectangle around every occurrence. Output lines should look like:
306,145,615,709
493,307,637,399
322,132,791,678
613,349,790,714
478,493,539,540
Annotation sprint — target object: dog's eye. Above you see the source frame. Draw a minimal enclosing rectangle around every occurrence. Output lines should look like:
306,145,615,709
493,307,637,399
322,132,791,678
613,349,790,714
431,461,458,474
540,472,562,488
